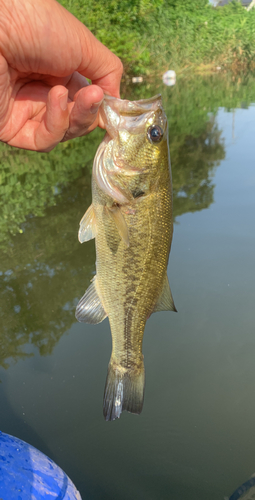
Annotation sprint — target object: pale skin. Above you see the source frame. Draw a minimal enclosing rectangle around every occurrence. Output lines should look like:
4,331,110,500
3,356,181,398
0,0,123,151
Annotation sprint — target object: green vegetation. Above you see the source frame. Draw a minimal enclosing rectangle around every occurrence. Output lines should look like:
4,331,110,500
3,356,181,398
60,0,255,74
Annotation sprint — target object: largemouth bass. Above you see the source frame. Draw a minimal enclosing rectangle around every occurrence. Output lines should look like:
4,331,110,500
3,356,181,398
76,94,176,421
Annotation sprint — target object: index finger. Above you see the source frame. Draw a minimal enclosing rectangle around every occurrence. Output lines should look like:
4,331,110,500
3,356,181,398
77,24,123,98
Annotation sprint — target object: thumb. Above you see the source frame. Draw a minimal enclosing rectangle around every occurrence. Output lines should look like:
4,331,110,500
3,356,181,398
34,85,70,151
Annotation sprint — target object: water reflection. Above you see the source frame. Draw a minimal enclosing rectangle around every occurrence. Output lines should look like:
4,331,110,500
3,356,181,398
0,130,104,249
1,72,255,499
171,115,224,217
0,75,253,359
2,73,255,249
0,177,95,368
0,131,223,369
2,72,255,368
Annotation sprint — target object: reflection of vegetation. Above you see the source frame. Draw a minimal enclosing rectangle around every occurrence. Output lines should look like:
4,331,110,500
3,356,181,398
0,130,104,249
0,178,95,368
171,117,222,217
1,72,253,249
1,73,255,368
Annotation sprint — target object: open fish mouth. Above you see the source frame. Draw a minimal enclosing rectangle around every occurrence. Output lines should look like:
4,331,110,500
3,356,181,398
94,94,168,204
103,93,162,115
99,94,165,139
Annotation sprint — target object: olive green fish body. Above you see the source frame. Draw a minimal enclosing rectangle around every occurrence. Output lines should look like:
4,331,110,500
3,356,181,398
76,95,175,421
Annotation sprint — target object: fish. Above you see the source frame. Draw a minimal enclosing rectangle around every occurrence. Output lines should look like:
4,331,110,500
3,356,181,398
75,94,176,421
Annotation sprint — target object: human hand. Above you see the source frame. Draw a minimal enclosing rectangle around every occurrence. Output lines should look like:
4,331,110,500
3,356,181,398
0,0,123,151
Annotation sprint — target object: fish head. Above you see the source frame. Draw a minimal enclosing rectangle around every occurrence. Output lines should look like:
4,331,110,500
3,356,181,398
96,95,169,204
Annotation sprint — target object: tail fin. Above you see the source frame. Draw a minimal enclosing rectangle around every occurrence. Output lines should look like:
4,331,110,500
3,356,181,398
103,361,145,421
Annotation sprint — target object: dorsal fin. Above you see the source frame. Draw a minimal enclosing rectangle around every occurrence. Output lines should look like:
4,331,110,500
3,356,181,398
78,204,97,243
75,276,107,324
153,273,177,313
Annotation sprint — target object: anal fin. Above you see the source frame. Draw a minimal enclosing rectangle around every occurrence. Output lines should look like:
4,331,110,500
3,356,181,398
153,273,177,313
75,276,107,324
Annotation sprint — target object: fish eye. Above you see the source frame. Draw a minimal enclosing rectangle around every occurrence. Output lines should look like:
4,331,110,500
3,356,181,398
147,125,163,143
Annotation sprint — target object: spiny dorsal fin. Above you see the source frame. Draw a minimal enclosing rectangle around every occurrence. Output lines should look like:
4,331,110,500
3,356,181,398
106,206,129,247
78,204,97,243
75,276,107,324
153,273,177,313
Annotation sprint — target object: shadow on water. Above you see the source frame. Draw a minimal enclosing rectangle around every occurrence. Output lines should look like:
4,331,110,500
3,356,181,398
1,71,255,367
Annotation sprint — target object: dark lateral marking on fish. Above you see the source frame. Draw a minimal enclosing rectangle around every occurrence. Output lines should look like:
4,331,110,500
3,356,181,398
122,237,145,369
122,243,137,368
132,189,145,199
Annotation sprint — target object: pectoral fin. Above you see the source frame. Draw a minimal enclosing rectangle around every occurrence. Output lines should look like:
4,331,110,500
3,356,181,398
106,206,129,247
153,273,177,313
78,204,97,243
75,276,107,324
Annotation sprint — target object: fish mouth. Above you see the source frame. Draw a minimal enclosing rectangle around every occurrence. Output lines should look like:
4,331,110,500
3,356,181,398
99,94,164,139
103,93,162,116
94,94,167,204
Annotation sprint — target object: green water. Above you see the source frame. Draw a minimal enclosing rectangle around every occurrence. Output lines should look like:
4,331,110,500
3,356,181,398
1,73,255,499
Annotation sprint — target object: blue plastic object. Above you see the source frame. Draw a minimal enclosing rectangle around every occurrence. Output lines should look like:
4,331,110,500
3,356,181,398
0,431,82,500
229,475,255,500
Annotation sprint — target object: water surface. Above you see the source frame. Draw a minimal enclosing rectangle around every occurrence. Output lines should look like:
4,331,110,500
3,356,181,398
1,73,255,500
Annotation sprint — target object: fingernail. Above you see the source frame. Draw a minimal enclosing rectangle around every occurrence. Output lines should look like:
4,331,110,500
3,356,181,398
90,99,103,114
59,91,68,111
